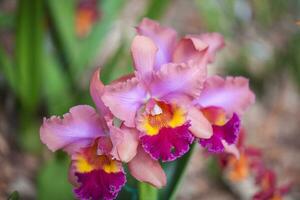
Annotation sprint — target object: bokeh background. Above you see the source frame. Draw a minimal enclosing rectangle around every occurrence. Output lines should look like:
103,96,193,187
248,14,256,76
0,0,300,199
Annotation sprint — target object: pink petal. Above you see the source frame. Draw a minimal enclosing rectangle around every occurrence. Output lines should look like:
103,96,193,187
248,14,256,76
131,35,157,79
173,36,208,64
101,77,147,127
110,125,139,162
186,106,213,139
128,146,167,188
173,33,224,64
194,76,255,116
136,18,177,68
198,33,225,63
222,141,240,159
90,68,112,118
111,73,135,84
150,60,207,100
40,105,105,154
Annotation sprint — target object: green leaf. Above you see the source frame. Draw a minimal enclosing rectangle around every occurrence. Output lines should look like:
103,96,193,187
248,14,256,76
138,182,158,200
8,191,20,200
101,42,134,84
0,46,17,92
46,0,77,68
0,12,15,28
206,157,222,180
37,157,74,200
159,143,196,200
118,165,138,200
76,0,126,76
144,0,171,20
195,0,235,34
19,111,42,153
16,0,44,111
43,53,75,115
46,0,125,84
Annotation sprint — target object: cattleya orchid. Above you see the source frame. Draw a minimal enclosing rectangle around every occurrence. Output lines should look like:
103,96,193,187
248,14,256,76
40,105,127,199
40,72,166,199
195,76,255,156
254,169,291,200
98,18,254,162
40,18,256,200
217,129,292,200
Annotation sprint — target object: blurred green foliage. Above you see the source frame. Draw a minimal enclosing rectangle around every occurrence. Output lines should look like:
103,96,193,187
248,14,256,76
37,155,74,200
8,191,20,200
0,0,300,199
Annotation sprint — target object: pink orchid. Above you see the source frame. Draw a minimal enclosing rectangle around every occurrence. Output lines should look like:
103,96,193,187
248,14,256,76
254,169,291,200
40,71,166,200
218,130,292,199
40,105,126,200
194,76,255,157
40,18,256,200
95,18,226,162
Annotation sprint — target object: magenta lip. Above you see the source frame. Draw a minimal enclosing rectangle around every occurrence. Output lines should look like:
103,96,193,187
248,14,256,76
199,113,240,153
74,169,126,200
141,123,194,162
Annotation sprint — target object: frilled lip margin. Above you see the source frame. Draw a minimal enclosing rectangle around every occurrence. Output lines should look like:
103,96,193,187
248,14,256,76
74,169,126,200
141,123,194,162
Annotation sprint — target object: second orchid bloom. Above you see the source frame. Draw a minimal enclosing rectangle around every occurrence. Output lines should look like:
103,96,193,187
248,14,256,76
40,18,255,200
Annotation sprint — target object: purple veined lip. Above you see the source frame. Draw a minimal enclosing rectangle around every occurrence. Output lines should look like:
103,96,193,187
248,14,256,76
141,123,194,162
74,168,126,200
72,137,126,200
199,113,240,153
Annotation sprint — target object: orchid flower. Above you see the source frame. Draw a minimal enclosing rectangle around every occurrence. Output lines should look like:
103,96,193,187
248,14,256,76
96,18,226,162
194,76,255,156
225,147,262,182
40,18,257,199
217,129,291,199
40,105,126,200
254,169,291,200
217,128,262,181
75,0,99,37
40,71,166,200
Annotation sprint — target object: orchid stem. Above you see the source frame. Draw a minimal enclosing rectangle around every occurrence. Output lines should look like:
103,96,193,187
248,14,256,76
138,182,158,200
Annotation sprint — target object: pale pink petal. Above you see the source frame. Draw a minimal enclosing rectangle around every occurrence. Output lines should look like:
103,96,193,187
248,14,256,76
173,33,224,64
136,18,177,68
63,140,94,154
222,140,240,159
110,125,139,162
186,106,213,139
173,36,208,64
198,33,225,63
40,105,106,154
131,35,157,78
111,73,135,84
101,77,147,127
128,146,167,188
194,76,255,116
90,69,111,118
150,60,207,100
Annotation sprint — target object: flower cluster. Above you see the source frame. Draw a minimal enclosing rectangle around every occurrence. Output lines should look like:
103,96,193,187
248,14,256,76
40,18,255,200
217,129,292,200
